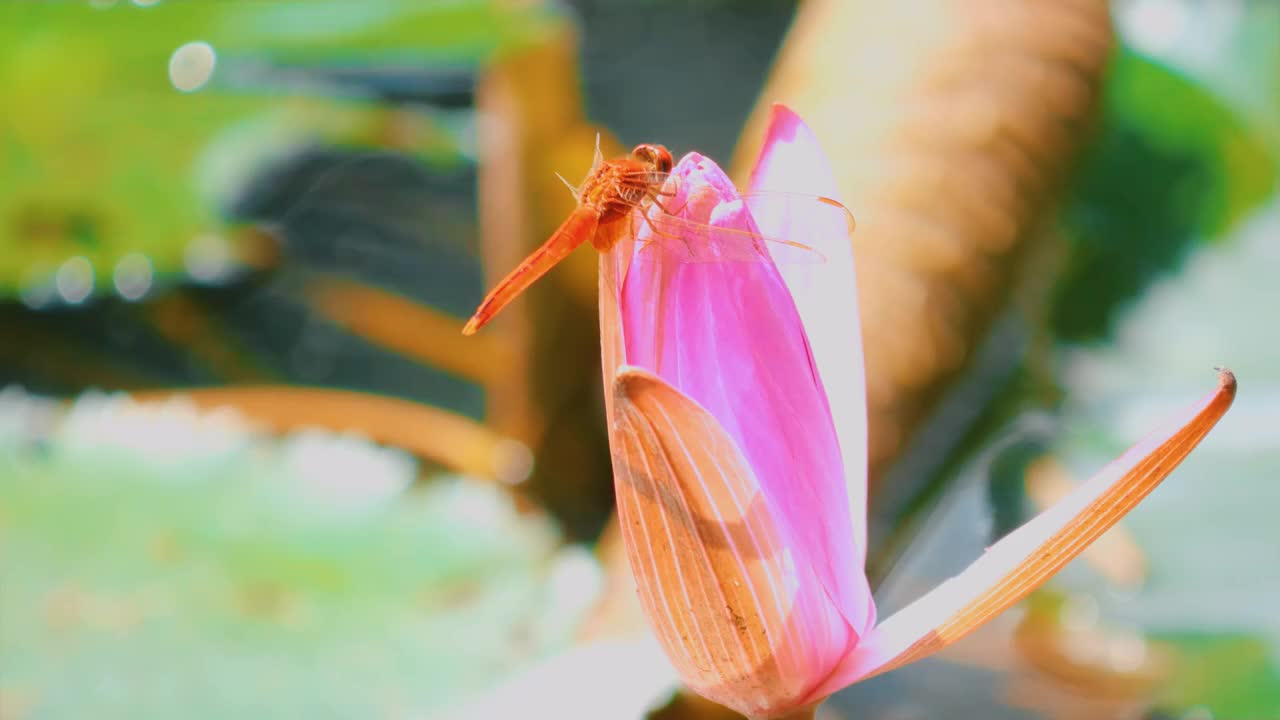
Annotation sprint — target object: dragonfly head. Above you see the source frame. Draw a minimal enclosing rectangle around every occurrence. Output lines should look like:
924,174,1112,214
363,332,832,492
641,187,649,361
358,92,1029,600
631,144,673,176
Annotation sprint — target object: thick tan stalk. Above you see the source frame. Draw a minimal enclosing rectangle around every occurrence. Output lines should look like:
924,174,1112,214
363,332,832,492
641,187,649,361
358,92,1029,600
733,0,1114,485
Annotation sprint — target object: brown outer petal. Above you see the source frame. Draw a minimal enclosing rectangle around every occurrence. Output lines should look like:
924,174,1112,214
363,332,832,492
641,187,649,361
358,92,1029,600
609,367,840,719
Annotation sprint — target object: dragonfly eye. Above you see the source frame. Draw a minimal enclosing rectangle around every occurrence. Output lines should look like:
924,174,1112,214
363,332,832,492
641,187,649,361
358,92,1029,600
632,144,673,175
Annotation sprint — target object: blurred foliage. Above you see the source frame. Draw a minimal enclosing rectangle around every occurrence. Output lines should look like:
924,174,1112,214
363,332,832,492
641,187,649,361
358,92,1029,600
1053,47,1277,342
1155,634,1280,718
826,4,1280,716
1047,194,1280,719
0,391,585,718
567,0,798,163
0,0,565,303
0,0,579,421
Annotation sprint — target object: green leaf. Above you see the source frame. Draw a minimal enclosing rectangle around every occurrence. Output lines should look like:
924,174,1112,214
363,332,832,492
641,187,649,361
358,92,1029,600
1052,47,1276,342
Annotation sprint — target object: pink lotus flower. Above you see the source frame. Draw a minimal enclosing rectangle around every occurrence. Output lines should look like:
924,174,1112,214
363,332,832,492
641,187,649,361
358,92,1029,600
596,105,1236,720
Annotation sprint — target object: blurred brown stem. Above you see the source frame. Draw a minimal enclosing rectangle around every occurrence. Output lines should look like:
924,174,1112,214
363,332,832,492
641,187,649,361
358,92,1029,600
734,0,1113,490
477,29,625,539
130,385,533,485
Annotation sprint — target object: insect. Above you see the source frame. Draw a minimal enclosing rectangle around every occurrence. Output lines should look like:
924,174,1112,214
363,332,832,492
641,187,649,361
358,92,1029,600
461,140,828,336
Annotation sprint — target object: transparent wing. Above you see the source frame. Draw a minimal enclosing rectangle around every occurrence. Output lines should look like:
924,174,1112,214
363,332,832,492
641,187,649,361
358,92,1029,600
630,191,854,266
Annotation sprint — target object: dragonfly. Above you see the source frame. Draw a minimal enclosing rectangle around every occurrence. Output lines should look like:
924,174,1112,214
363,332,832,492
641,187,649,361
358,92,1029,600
461,140,839,336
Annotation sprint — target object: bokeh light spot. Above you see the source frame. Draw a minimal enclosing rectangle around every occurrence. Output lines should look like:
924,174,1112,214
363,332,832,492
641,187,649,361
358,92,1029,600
168,41,216,93
56,256,94,305
113,252,154,301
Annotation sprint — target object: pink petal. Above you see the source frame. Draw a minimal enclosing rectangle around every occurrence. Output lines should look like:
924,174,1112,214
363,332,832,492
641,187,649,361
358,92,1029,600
746,105,872,622
619,153,875,641
803,370,1238,704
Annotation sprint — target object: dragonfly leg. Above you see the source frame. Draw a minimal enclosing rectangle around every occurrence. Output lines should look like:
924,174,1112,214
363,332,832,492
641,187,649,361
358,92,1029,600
646,188,688,217
638,207,695,256
653,177,682,203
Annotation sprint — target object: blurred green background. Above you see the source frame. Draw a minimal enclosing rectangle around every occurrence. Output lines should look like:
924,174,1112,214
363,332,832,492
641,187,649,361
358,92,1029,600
1,1,1276,718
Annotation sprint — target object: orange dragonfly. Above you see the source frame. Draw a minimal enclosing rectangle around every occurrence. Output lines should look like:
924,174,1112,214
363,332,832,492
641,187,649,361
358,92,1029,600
461,141,834,336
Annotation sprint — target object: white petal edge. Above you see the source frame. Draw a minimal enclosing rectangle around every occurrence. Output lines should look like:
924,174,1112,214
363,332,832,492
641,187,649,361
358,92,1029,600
746,104,871,589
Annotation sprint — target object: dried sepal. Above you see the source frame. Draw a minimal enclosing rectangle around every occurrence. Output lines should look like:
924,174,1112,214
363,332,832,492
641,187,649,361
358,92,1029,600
805,370,1237,701
612,368,852,719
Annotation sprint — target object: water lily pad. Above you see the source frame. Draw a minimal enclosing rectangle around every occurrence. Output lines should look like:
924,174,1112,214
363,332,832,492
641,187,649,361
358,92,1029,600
0,390,592,718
